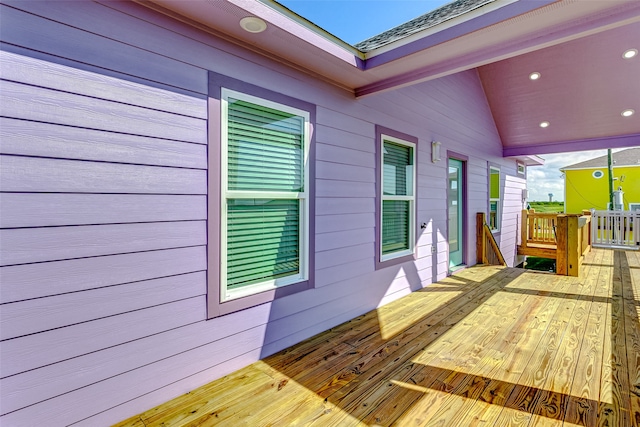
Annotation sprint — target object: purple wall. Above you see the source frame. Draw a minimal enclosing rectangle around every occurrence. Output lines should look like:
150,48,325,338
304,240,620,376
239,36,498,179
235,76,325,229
0,1,524,425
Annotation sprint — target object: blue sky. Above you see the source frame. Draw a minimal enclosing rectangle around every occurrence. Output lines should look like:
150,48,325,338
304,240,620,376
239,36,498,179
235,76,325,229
277,0,451,44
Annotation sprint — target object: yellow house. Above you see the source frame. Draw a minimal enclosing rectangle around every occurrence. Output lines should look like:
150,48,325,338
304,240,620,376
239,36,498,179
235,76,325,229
560,147,640,214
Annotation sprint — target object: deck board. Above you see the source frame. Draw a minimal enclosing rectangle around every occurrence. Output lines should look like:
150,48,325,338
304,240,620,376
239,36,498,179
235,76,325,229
114,249,640,427
564,249,607,427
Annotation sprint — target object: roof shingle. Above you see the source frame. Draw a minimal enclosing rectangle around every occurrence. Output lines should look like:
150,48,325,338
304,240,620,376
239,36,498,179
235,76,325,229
560,147,640,170
354,0,496,52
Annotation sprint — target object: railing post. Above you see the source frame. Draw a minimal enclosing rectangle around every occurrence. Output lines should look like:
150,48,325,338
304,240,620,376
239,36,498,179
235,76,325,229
567,215,579,277
556,215,568,275
591,209,600,245
477,212,485,264
583,210,592,249
580,213,591,255
520,210,528,250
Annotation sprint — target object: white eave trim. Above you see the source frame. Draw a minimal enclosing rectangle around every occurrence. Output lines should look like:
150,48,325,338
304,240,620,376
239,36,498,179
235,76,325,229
508,154,545,166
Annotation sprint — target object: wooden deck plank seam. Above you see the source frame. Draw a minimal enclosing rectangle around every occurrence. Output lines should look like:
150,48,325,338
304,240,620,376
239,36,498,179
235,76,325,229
113,250,640,427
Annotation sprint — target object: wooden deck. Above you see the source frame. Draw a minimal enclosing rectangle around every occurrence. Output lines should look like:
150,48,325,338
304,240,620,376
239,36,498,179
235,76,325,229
115,249,640,426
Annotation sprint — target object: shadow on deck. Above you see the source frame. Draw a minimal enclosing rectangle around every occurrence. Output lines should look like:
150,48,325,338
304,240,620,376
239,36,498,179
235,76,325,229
115,249,640,426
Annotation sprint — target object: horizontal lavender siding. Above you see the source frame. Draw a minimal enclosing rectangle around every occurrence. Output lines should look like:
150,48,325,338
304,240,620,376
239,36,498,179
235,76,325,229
0,221,206,266
0,118,208,168
0,52,207,118
0,247,206,303
0,2,206,94
0,1,522,425
0,25,209,424
0,193,207,229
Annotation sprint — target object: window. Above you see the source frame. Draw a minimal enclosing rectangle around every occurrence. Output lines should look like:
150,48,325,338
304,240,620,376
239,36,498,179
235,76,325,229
207,71,315,318
489,166,500,232
517,162,526,175
593,170,604,179
221,89,309,301
629,203,640,211
375,125,418,269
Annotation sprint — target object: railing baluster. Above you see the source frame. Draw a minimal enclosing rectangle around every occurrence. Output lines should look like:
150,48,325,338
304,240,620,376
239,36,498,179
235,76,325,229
590,210,639,249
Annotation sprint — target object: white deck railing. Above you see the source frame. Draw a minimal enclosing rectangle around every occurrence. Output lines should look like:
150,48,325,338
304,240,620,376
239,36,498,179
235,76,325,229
591,210,640,250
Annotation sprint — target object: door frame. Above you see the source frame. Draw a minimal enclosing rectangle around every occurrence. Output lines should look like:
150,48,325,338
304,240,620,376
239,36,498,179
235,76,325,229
447,151,468,272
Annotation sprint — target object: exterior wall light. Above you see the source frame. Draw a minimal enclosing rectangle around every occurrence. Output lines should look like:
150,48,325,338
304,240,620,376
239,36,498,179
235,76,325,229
432,141,441,163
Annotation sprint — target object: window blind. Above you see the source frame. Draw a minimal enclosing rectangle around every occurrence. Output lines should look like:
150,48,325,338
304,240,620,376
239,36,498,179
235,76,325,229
381,140,413,256
383,142,411,196
228,98,304,192
225,96,305,293
227,199,299,289
382,200,410,255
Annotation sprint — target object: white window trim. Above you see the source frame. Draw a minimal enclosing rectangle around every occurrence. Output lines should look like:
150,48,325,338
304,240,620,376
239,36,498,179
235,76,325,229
380,134,416,262
220,88,310,302
628,203,640,211
517,162,525,175
489,166,501,233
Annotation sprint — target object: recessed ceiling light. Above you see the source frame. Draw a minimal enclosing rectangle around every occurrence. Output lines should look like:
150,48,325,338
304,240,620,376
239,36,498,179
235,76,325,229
240,17,267,33
622,109,635,117
539,121,550,128
623,49,638,59
529,72,541,80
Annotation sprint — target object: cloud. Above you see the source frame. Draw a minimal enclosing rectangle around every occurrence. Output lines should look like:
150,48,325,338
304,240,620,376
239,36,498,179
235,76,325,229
526,149,623,202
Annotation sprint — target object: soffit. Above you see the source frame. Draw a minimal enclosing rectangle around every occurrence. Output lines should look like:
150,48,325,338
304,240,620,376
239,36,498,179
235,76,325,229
142,0,640,97
479,21,640,155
